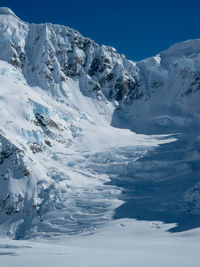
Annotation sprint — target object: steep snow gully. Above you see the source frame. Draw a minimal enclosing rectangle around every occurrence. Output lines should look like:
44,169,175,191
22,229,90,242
0,7,200,239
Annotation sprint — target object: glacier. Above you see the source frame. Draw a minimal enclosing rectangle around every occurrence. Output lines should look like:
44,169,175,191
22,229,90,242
0,7,200,267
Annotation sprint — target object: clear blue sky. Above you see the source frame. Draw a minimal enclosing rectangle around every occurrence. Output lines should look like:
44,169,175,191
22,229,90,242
2,0,200,60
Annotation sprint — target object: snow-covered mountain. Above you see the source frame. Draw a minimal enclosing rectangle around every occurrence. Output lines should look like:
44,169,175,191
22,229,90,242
0,7,200,239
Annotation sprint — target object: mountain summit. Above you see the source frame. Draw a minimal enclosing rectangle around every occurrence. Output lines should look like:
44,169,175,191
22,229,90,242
0,7,17,16
0,8,200,238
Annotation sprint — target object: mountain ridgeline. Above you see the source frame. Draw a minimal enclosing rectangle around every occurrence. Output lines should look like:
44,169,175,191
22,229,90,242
1,7,200,127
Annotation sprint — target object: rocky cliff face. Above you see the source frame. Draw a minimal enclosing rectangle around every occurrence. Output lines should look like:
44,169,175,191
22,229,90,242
0,7,140,103
1,7,200,118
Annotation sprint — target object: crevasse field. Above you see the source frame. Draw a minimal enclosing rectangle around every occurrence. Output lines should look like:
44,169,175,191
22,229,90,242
0,7,200,266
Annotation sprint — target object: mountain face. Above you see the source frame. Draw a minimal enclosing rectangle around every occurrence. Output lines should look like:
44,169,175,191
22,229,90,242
0,7,140,102
0,7,200,239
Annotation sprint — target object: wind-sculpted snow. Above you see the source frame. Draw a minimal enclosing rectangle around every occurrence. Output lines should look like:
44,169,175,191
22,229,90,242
0,8,200,240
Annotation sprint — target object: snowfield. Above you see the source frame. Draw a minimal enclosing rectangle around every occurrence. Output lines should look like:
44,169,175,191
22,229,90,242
0,7,200,267
1,219,200,267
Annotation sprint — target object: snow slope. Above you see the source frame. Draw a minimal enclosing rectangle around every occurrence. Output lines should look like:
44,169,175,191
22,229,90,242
0,7,199,259
113,39,200,134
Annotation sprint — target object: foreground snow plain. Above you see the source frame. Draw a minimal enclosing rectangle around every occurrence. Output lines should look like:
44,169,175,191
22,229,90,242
1,219,200,267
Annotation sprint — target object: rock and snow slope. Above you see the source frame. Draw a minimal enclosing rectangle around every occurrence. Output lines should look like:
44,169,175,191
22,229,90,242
0,7,200,240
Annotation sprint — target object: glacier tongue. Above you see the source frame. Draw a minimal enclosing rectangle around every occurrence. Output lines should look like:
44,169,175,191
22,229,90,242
0,59,174,239
0,8,200,239
0,59,166,238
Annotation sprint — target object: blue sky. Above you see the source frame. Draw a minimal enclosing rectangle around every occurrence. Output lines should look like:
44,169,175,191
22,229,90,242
2,0,200,60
